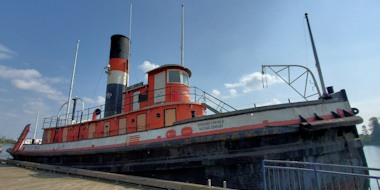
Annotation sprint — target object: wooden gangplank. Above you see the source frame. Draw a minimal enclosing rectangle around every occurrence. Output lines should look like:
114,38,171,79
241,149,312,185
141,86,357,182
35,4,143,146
0,159,234,190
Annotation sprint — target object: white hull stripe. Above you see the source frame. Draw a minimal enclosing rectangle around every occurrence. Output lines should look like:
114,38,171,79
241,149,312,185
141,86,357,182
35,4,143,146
20,101,351,153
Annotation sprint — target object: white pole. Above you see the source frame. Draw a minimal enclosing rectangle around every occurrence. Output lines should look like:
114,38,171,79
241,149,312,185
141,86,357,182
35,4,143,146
130,4,132,41
33,110,40,139
65,40,80,125
181,4,184,66
128,3,132,87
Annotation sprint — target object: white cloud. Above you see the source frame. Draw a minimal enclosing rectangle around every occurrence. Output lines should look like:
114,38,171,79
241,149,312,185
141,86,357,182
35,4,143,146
83,96,105,105
211,89,220,96
229,89,237,97
0,65,66,103
46,77,64,84
83,97,92,103
96,96,105,104
0,44,17,59
218,88,240,99
257,98,282,107
225,72,281,93
22,100,50,115
138,61,159,72
0,44,16,54
3,111,18,118
0,65,41,79
0,53,13,59
138,61,160,81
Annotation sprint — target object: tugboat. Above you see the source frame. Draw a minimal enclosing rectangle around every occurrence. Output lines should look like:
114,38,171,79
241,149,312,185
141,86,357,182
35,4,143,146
8,13,367,189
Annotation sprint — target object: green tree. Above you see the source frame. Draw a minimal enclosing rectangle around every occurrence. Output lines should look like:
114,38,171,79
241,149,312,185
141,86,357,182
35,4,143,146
369,117,380,143
359,125,371,144
361,125,369,135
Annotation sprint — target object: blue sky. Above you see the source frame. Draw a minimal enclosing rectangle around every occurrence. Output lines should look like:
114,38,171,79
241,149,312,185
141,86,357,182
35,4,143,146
1,0,379,139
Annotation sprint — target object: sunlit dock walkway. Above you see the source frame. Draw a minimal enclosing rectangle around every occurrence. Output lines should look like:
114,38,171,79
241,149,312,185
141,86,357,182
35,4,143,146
0,164,157,190
0,163,165,190
0,159,231,190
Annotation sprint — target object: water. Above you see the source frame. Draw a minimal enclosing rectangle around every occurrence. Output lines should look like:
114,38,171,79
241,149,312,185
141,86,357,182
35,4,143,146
363,145,380,188
0,144,13,159
364,145,380,169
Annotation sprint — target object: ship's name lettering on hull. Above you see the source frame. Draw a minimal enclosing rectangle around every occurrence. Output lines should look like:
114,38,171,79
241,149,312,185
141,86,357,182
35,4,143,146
197,119,224,131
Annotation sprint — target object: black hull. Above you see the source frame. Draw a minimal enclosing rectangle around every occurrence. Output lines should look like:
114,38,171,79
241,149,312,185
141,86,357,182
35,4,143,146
14,122,367,189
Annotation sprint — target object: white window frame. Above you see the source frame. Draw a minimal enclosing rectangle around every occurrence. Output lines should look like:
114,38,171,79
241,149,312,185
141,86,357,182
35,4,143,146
167,70,181,84
182,71,190,86
167,69,190,86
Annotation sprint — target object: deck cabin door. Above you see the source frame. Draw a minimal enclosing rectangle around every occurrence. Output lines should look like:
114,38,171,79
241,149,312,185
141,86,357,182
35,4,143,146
62,127,68,142
137,114,146,132
164,108,176,127
88,123,96,139
104,121,111,137
133,91,140,111
46,130,52,143
154,71,165,103
119,118,127,134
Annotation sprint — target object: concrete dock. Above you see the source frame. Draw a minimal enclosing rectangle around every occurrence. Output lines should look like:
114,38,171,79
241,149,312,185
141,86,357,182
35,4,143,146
0,164,160,190
0,159,233,190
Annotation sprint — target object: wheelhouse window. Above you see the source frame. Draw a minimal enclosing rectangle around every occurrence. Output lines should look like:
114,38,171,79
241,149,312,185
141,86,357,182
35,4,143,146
182,71,189,86
168,70,181,83
168,70,190,86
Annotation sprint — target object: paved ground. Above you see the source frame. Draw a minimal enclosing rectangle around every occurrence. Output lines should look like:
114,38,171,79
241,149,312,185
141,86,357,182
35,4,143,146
0,164,161,190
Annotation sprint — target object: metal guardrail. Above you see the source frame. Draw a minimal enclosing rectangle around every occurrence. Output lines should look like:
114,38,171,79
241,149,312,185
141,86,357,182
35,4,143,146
193,87,237,113
43,86,236,128
262,160,380,190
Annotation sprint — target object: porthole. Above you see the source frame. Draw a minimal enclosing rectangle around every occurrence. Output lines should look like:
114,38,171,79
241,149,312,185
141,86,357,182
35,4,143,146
132,119,135,124
156,113,161,118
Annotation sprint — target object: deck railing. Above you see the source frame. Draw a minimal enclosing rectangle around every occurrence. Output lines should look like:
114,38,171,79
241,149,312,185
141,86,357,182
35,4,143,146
262,160,380,190
43,86,236,128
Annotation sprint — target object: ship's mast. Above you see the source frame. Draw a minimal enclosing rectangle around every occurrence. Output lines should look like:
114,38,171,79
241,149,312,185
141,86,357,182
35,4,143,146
65,40,80,125
181,4,184,66
128,3,132,87
32,110,40,144
305,13,327,97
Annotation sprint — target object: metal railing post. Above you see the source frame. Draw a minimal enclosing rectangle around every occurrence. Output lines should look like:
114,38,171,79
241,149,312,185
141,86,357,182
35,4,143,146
261,160,380,190
49,117,53,128
100,105,103,119
262,160,267,190
195,87,197,102
313,164,321,190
